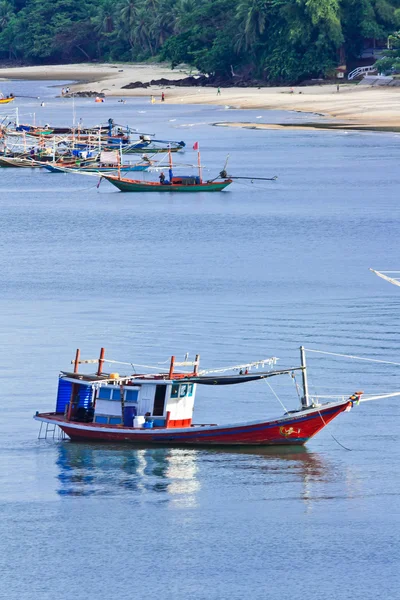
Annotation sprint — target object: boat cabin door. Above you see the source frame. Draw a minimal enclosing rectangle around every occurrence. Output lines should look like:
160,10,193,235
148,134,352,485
153,385,167,416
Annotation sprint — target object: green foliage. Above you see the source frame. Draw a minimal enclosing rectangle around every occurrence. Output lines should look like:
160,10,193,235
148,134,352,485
0,0,399,82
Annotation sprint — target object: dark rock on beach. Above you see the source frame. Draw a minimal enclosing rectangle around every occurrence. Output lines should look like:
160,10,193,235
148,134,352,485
64,91,105,97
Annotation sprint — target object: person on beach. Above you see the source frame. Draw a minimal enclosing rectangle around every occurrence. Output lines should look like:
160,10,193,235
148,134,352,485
217,87,221,95
161,92,165,102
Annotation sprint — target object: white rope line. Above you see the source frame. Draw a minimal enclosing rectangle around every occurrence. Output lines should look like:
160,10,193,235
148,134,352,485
370,269,400,287
198,357,278,376
359,392,400,402
309,391,400,402
263,378,288,413
304,348,400,367
102,358,170,370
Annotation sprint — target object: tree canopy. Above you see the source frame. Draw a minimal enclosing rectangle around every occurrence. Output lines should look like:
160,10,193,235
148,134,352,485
0,0,399,83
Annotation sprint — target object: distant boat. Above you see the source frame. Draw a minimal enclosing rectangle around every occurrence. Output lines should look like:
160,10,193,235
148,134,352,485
102,147,232,192
34,346,362,446
43,150,152,174
370,269,400,287
0,96,15,104
103,175,232,192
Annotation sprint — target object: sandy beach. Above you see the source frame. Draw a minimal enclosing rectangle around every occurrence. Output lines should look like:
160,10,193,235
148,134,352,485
0,62,399,127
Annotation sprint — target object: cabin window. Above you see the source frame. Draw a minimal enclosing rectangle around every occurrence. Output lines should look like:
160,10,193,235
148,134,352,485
180,384,188,398
95,415,108,424
188,384,194,397
126,389,138,402
171,384,179,398
111,388,123,400
109,417,122,425
98,388,112,400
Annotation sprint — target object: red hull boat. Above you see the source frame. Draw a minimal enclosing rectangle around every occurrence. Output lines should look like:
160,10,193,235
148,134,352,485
34,347,362,447
35,400,351,446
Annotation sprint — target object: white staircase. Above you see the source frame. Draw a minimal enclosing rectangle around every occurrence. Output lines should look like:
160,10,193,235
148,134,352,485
347,65,377,80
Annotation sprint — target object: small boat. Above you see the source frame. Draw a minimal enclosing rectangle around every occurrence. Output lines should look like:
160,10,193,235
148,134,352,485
44,162,150,174
117,138,186,154
104,175,232,192
34,346,362,446
43,150,152,174
0,96,15,104
102,147,232,192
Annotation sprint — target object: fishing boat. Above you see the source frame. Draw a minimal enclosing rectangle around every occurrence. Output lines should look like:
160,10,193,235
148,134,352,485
42,150,152,174
34,347,362,446
118,138,186,154
0,96,15,104
104,175,232,192
102,146,232,192
44,162,150,174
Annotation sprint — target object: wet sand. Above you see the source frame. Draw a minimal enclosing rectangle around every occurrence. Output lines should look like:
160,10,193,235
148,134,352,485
0,63,399,128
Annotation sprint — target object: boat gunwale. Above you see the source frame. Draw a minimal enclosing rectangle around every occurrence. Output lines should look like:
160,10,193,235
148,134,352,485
34,398,351,435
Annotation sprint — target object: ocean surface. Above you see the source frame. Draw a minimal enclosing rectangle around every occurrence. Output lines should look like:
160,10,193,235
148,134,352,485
0,80,399,600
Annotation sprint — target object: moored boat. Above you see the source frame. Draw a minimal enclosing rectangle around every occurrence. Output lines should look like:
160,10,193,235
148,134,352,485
104,175,232,192
34,347,362,446
102,146,232,192
0,96,15,104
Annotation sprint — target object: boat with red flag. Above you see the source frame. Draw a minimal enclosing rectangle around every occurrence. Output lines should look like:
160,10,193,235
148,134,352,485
34,347,363,446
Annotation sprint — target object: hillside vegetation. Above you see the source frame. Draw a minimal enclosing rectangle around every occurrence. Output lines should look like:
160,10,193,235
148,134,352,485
0,0,399,82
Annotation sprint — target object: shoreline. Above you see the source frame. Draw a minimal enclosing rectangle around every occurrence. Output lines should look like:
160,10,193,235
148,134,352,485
0,63,400,128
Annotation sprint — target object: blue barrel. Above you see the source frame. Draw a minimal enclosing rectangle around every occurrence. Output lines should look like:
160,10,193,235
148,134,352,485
123,406,137,426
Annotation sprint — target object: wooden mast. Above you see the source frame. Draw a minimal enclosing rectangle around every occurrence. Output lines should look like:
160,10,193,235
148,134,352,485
300,346,310,408
97,347,105,375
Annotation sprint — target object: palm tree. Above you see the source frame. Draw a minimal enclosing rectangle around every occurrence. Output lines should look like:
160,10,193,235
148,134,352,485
0,1,14,32
235,0,268,52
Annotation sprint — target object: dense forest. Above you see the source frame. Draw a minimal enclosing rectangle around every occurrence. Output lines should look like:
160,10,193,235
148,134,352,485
0,0,399,82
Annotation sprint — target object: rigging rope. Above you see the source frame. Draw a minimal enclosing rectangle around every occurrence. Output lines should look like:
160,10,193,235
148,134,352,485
263,378,288,413
303,348,400,367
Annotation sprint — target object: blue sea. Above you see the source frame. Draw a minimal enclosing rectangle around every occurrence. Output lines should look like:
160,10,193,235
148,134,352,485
0,80,399,600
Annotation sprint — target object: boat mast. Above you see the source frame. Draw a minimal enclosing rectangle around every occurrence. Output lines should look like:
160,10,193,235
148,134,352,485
300,346,310,408
197,147,203,183
168,148,173,181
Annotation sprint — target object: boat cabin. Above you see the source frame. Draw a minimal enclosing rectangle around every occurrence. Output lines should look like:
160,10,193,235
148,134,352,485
55,349,199,429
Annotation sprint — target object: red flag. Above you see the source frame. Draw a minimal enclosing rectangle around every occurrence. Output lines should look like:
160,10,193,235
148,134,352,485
193,142,199,150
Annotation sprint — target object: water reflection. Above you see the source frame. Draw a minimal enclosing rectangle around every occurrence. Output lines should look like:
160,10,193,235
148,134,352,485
208,445,335,510
56,443,201,506
56,441,340,510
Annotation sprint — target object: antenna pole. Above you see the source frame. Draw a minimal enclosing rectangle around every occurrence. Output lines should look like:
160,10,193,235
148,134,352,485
300,346,310,408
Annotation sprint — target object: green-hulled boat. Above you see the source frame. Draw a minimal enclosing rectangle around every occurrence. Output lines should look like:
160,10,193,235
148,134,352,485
102,146,232,192
103,174,232,192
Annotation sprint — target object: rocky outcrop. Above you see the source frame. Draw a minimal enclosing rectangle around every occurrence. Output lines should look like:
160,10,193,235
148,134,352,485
122,75,272,89
64,91,105,97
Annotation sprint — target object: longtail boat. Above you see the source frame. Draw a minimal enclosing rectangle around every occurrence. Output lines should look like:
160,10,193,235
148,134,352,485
102,147,232,192
104,175,232,192
0,96,15,104
42,150,152,174
34,347,363,446
44,163,150,174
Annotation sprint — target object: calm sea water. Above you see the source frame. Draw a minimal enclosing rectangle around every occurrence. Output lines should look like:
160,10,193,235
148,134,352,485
0,81,399,600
